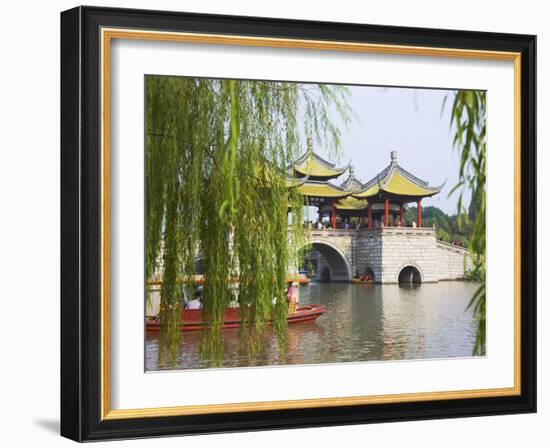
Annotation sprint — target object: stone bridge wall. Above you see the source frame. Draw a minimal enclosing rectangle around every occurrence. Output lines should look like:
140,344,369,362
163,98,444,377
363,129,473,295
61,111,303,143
436,240,471,280
355,228,439,283
309,227,470,284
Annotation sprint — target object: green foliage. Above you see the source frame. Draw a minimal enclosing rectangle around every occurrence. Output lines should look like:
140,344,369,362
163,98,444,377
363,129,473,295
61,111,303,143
405,205,471,246
146,76,350,366
435,228,451,243
464,265,484,282
448,90,487,356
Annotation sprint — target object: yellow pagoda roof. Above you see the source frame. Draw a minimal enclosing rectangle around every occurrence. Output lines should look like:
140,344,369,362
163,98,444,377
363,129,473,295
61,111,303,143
353,182,379,198
286,176,309,188
289,140,350,181
297,181,351,198
334,196,368,210
353,151,444,199
293,157,348,178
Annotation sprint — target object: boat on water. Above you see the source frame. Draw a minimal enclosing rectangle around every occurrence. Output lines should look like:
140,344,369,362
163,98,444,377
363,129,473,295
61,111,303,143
351,277,374,285
146,305,326,333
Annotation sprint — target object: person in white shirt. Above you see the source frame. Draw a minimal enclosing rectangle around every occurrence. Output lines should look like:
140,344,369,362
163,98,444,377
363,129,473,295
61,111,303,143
228,291,239,308
285,282,299,313
185,291,203,310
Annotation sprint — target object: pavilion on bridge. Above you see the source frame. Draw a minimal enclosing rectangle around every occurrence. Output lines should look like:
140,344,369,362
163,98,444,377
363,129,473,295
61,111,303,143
288,144,444,229
288,141,352,229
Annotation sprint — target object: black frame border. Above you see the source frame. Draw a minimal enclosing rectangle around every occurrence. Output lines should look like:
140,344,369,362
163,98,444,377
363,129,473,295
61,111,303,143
61,6,536,442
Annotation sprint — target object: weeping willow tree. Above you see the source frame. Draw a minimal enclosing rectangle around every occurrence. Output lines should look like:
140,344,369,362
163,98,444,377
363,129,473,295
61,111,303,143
146,76,350,366
448,90,486,355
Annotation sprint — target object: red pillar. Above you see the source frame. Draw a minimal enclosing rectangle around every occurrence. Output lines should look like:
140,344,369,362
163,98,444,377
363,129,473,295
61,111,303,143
367,204,372,228
417,199,422,227
331,203,336,229
384,198,389,227
400,206,404,226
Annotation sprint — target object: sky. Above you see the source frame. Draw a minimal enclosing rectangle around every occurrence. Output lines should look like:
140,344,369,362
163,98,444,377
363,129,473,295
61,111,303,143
303,85,469,215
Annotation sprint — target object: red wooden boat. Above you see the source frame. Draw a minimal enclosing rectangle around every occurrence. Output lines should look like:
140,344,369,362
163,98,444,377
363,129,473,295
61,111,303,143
146,305,326,333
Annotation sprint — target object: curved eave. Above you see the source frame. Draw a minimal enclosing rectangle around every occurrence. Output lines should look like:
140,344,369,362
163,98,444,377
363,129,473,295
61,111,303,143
293,165,348,180
353,187,442,200
290,152,351,180
334,197,368,211
381,171,445,198
386,164,441,198
286,174,310,188
381,185,443,198
297,181,352,199
353,164,444,199
351,183,380,199
353,159,444,198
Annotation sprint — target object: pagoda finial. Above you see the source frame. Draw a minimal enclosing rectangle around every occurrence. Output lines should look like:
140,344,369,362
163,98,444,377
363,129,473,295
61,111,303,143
391,150,398,163
306,137,313,154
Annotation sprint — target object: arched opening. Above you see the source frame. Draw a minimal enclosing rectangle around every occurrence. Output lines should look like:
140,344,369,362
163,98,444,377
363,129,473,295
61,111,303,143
320,267,331,282
398,265,422,284
302,242,351,283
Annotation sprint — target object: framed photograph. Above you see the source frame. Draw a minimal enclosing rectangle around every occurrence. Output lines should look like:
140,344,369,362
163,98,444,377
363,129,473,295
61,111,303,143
61,6,536,441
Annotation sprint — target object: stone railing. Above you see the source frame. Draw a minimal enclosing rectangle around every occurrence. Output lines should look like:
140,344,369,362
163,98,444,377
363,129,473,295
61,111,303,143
436,239,470,255
358,226,436,236
309,228,356,238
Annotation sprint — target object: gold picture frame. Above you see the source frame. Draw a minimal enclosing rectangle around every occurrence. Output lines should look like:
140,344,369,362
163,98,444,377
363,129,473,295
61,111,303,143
61,6,536,441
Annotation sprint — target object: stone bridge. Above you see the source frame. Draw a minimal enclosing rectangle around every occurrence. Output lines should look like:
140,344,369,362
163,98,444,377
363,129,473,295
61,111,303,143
147,226,472,315
304,227,471,284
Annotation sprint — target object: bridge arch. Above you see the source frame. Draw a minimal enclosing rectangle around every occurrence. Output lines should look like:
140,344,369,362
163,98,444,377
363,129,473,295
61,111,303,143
397,264,423,284
305,240,352,282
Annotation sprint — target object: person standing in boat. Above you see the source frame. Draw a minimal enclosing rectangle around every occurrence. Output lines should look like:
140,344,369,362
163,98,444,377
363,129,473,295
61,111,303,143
286,282,299,314
293,282,300,309
228,288,239,308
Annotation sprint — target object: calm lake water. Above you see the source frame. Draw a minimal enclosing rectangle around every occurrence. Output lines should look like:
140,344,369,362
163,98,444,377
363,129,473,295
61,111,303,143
145,281,480,371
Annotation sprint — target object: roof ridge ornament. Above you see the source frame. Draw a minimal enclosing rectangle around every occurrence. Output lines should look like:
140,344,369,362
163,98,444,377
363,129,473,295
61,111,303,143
391,150,398,164
306,137,313,155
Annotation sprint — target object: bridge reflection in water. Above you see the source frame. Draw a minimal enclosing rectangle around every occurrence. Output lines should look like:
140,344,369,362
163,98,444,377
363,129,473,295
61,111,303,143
145,281,479,371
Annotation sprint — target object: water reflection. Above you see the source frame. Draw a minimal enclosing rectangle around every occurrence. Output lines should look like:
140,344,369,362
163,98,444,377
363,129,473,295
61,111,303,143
146,281,480,370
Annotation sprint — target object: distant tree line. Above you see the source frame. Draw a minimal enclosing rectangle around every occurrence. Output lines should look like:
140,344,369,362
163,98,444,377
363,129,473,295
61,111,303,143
405,205,475,247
